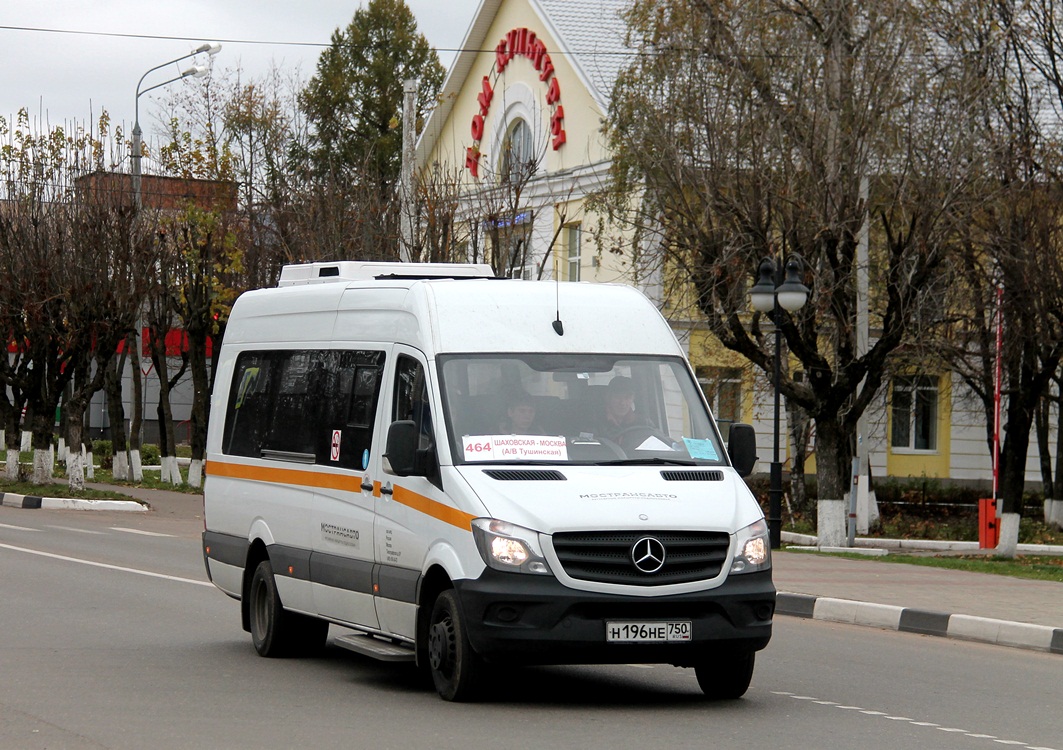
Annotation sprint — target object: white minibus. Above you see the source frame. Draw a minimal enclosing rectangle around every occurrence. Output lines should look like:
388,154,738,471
202,261,773,701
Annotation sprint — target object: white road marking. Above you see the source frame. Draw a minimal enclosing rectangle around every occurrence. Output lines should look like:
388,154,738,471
0,522,39,532
111,527,173,537
775,691,1057,750
0,541,212,587
46,525,105,535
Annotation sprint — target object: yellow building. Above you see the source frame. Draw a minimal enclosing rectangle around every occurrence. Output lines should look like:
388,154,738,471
416,0,1010,491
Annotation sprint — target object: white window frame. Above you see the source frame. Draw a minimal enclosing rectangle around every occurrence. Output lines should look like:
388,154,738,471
890,374,939,452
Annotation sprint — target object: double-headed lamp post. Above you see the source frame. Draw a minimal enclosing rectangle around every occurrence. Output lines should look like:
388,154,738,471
132,43,221,209
749,255,810,549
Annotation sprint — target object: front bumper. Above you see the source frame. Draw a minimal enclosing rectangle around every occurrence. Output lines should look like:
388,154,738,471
453,569,775,666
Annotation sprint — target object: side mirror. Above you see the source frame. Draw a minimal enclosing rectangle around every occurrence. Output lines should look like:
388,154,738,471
728,423,758,478
384,420,418,476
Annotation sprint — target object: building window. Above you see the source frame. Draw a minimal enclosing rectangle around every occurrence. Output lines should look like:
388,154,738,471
891,375,939,451
566,223,581,281
697,366,742,439
501,119,535,183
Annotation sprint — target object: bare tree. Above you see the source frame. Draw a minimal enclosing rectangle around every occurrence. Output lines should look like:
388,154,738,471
600,0,985,543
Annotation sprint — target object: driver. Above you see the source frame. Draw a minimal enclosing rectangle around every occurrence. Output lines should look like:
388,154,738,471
595,376,649,443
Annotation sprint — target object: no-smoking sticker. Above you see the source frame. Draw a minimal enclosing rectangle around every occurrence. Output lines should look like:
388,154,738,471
331,430,342,461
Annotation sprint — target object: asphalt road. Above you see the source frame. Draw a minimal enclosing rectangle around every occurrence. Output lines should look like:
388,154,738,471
1,505,1060,750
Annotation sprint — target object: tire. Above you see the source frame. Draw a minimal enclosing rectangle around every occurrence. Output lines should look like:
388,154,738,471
695,650,755,700
248,560,326,657
426,589,484,701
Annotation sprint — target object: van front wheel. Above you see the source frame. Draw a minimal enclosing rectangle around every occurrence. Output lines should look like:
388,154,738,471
694,650,755,700
427,589,483,701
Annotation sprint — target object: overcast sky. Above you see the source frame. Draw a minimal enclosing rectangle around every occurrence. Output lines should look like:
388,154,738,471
1,0,481,137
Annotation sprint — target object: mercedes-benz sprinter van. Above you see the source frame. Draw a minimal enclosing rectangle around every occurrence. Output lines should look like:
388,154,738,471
203,261,773,701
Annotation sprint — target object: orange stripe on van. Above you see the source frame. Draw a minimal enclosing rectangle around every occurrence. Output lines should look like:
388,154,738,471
206,460,475,531
392,484,475,531
206,460,360,492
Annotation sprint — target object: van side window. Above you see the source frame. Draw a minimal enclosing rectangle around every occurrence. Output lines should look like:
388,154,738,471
393,354,440,484
394,355,434,450
264,350,331,457
222,349,385,466
328,351,385,469
223,352,275,457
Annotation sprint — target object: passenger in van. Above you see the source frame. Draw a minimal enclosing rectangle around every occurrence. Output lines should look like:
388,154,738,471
500,390,539,434
595,376,651,444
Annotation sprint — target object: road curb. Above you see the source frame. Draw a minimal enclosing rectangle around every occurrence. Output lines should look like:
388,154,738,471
0,491,147,512
777,591,1063,655
781,530,1063,555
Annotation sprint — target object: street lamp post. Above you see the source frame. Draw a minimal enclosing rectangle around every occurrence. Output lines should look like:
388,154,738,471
132,43,221,209
749,255,810,549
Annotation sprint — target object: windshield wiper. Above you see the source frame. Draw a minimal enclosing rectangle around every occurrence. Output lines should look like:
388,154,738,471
594,457,700,466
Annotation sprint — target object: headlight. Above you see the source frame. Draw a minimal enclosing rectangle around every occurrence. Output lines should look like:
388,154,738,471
471,518,551,575
730,518,771,574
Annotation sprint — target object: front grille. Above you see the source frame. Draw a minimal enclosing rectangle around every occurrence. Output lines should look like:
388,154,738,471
483,469,566,481
551,530,731,585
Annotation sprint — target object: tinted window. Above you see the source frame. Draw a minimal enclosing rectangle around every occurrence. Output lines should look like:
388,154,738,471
223,349,384,467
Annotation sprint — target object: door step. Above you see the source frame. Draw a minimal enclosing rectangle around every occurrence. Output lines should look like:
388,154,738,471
334,632,416,662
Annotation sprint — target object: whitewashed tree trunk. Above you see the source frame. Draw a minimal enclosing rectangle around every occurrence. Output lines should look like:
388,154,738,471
21,430,31,451
130,449,143,483
817,498,847,547
58,438,67,466
85,446,95,480
32,448,52,485
161,456,181,485
1045,499,1061,530
68,449,86,492
5,452,19,480
995,512,1021,558
187,458,203,489
112,451,130,481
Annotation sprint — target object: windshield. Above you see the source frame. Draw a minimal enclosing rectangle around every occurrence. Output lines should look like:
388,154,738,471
438,354,728,466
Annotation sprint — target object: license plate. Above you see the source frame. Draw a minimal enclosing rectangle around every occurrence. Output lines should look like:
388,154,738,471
605,621,692,643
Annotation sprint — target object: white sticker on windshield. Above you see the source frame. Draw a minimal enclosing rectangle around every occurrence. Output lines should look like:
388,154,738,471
683,438,719,461
462,435,569,462
635,436,676,451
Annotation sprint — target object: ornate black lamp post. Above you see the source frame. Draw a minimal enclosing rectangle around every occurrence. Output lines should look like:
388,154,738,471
749,256,809,549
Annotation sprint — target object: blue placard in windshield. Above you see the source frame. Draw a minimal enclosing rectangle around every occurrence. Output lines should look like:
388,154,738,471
683,438,719,461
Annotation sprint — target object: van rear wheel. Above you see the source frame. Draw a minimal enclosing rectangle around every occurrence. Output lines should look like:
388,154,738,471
249,560,312,657
427,589,483,701
695,650,755,700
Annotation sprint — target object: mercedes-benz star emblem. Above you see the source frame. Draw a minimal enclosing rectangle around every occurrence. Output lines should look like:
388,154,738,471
631,536,666,573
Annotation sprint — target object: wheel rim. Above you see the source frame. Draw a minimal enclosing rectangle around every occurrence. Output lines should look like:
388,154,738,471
428,615,456,676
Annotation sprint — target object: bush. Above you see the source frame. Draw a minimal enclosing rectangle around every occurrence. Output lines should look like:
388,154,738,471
92,440,113,469
140,444,161,465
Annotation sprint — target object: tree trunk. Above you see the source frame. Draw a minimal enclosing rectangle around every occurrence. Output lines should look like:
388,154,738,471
1035,397,1052,502
104,360,130,481
786,397,812,521
127,329,144,482
150,331,182,485
187,328,210,489
813,414,852,547
66,412,87,492
29,410,54,485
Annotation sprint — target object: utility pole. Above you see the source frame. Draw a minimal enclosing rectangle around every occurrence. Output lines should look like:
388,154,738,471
399,78,419,263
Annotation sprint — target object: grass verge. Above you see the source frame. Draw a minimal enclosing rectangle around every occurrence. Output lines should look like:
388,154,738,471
802,549,1063,583
0,479,141,503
